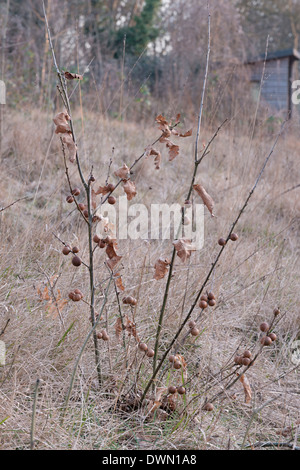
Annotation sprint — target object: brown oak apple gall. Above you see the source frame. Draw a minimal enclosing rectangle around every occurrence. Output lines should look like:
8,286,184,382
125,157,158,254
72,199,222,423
93,234,101,244
96,332,103,340
66,195,74,203
146,348,155,358
230,233,238,241
273,308,280,316
218,237,226,246
106,183,115,192
72,246,79,254
73,293,82,302
177,386,186,395
261,335,272,346
78,203,85,211
234,356,243,365
260,322,269,332
268,333,277,342
207,292,215,300
188,320,196,329
243,350,252,359
168,386,177,394
208,299,216,307
174,361,182,370
203,403,214,411
138,342,148,352
83,209,89,218
71,188,80,196
199,300,208,309
68,292,75,300
72,256,82,267
169,355,176,363
62,246,71,255
98,240,106,248
200,294,208,302
108,196,116,205
242,357,251,366
101,329,109,341
191,327,200,336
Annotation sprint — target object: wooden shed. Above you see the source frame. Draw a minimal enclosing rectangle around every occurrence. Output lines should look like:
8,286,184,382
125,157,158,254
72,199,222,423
246,48,300,119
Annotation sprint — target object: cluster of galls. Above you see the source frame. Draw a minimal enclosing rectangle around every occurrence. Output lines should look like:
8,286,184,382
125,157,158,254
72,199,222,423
66,187,81,204
188,320,200,337
218,232,238,246
260,321,277,346
168,385,186,395
168,354,183,370
62,244,82,267
234,349,252,366
96,329,109,341
199,291,216,310
68,288,84,302
138,342,155,358
93,234,113,249
122,296,137,306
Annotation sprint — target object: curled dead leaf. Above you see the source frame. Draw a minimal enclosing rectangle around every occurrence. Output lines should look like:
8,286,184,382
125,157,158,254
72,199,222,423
114,163,130,180
154,258,170,280
53,112,71,134
64,71,83,80
193,183,215,217
239,373,252,404
173,239,196,262
61,133,77,163
122,180,137,201
145,146,161,170
166,141,179,161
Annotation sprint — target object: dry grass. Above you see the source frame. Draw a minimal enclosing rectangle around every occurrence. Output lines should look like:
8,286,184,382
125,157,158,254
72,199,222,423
0,109,299,450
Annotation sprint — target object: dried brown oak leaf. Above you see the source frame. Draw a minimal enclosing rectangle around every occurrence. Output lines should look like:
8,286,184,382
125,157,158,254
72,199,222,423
114,163,130,180
173,239,196,263
61,132,77,163
145,146,161,170
239,373,252,404
115,272,125,292
106,239,122,270
166,141,179,161
64,71,83,80
193,183,215,217
155,114,172,138
95,185,111,196
123,180,137,201
53,112,71,134
154,258,170,280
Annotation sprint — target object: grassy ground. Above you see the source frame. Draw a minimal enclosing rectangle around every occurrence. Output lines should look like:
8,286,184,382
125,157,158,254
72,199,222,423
0,108,299,450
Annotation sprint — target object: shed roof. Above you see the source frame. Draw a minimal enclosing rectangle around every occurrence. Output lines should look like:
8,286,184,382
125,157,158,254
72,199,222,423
247,48,300,64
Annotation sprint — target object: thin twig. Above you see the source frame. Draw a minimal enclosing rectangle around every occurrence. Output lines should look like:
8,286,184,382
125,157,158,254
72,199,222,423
0,197,28,213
